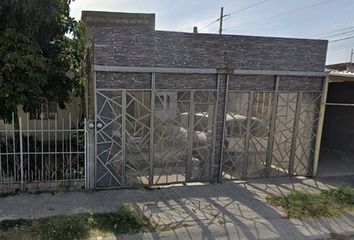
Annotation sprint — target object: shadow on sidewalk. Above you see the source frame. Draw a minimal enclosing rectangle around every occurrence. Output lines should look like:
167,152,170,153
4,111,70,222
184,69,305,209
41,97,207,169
134,176,354,239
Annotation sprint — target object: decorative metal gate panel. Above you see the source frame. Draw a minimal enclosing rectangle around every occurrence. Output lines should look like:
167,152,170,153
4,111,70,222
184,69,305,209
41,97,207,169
270,92,298,177
95,89,217,188
222,92,272,179
153,91,190,184
292,92,321,176
125,91,151,185
247,92,272,178
191,91,217,181
94,76,322,187
222,89,321,180
95,90,124,188
222,92,249,179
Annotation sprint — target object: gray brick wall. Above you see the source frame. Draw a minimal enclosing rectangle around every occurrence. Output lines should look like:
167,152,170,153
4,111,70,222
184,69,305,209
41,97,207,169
229,75,276,91
155,73,217,89
96,72,151,89
279,76,323,91
86,11,328,186
92,27,327,72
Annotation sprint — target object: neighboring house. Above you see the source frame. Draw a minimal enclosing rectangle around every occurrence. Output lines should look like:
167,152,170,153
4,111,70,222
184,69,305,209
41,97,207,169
0,95,85,193
317,62,354,176
0,96,83,137
82,11,328,190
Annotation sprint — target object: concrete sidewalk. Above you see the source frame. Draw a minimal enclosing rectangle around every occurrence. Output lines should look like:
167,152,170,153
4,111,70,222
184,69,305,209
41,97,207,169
1,176,354,239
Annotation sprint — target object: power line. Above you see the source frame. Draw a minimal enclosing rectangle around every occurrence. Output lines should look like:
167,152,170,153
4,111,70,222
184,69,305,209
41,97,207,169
227,0,272,16
199,18,220,31
321,30,354,39
327,47,353,53
199,0,272,32
329,36,354,43
309,26,354,38
224,0,334,31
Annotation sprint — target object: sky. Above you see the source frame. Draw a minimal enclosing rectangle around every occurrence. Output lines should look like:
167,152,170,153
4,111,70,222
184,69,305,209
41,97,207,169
70,0,354,65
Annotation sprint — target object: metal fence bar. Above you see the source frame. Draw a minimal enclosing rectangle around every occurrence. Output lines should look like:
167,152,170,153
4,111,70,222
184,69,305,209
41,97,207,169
76,119,79,179
62,119,65,180
12,113,16,181
219,75,229,182
243,92,254,178
288,92,302,176
33,115,36,181
149,73,155,185
47,114,50,181
84,118,88,188
19,117,24,190
122,90,127,185
69,113,72,179
0,152,85,155
26,113,30,181
186,90,195,182
266,76,280,177
40,112,44,181
210,75,220,182
55,113,58,181
5,121,9,181
0,125,2,182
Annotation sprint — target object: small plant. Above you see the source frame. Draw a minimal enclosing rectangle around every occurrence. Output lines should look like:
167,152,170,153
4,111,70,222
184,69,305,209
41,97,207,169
322,187,354,206
268,187,354,219
0,204,152,240
0,219,29,231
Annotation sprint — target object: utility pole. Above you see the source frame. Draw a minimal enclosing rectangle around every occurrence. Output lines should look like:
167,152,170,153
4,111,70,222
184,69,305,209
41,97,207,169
219,7,224,35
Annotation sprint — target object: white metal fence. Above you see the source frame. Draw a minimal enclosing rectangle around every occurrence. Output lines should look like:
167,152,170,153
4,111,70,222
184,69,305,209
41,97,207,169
0,113,87,192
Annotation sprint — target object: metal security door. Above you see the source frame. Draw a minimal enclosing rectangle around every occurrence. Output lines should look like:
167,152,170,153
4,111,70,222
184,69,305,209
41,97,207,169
95,88,217,188
95,90,151,188
95,90,124,188
152,90,217,184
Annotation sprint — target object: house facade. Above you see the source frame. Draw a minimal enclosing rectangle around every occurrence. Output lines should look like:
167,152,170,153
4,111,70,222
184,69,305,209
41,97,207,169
82,11,328,189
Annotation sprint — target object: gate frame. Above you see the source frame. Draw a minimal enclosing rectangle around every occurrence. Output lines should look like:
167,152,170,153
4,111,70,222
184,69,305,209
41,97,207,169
90,65,328,189
94,86,218,188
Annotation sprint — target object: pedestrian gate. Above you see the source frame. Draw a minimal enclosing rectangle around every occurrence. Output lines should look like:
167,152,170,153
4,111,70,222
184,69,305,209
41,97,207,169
95,89,217,188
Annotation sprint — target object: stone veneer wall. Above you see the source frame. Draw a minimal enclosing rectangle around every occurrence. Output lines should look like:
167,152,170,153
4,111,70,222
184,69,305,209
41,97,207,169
85,11,327,184
92,27,327,72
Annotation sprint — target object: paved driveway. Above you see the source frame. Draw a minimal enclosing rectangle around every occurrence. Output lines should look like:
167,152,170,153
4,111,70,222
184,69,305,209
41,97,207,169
1,176,354,239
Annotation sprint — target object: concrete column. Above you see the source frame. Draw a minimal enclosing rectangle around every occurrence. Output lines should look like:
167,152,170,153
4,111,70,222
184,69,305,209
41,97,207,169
214,74,228,182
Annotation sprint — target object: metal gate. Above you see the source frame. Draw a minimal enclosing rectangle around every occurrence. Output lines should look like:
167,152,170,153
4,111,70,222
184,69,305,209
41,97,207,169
95,89,217,188
221,89,322,180
0,113,87,192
